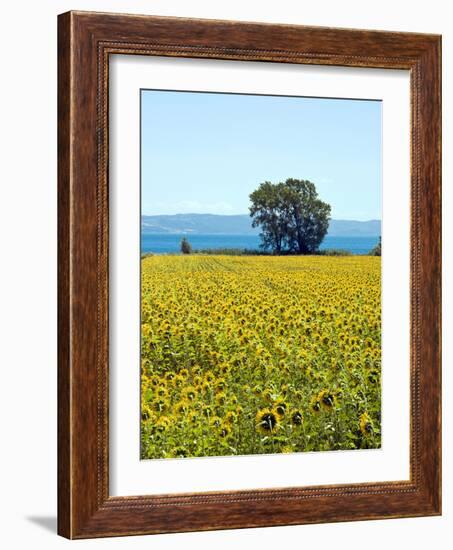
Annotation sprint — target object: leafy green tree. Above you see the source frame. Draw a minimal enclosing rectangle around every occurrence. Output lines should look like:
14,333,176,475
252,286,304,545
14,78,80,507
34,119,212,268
370,236,381,256
281,179,331,253
249,182,287,252
249,178,331,254
180,237,192,254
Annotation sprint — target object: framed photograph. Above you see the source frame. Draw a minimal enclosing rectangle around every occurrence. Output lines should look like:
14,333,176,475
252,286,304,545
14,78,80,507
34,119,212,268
58,11,441,538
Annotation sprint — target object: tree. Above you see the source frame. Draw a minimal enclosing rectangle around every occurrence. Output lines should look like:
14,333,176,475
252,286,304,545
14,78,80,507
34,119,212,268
249,182,287,253
180,237,192,254
249,178,331,254
370,236,381,256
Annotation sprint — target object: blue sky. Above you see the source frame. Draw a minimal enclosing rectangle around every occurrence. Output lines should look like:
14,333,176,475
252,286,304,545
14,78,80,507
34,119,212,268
141,90,381,220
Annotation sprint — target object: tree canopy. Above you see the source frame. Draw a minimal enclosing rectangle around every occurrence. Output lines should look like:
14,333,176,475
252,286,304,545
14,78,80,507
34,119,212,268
249,178,331,254
180,237,192,254
370,236,381,256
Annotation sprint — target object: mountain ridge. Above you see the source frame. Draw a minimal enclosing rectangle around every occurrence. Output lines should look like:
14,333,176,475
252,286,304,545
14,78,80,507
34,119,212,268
142,214,381,237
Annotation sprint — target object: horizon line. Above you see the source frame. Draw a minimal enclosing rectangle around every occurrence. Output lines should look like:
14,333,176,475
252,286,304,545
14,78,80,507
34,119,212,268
142,213,382,222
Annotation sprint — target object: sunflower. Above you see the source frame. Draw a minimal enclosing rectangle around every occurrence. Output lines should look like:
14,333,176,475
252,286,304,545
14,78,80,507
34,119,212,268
368,369,380,384
310,395,321,414
225,410,238,425
173,399,189,416
293,389,304,400
187,410,200,424
262,388,273,402
209,416,222,428
168,446,187,458
201,381,212,393
219,363,231,375
148,375,161,387
155,385,169,399
191,364,202,375
215,378,227,393
172,374,185,388
152,398,169,413
215,391,227,406
204,371,215,384
255,408,279,434
219,424,231,438
274,399,287,419
291,410,303,426
181,385,197,401
280,384,290,397
318,389,336,410
201,404,214,417
359,412,374,436
155,416,171,432
141,404,153,421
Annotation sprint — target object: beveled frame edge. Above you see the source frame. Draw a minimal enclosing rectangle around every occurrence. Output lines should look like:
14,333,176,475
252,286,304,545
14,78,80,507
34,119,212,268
57,10,441,539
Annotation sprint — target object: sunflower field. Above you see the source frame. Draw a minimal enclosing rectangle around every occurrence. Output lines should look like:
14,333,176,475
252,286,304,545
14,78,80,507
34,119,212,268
140,255,381,459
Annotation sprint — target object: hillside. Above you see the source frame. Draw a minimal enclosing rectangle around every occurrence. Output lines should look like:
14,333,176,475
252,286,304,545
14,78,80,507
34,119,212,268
142,214,381,237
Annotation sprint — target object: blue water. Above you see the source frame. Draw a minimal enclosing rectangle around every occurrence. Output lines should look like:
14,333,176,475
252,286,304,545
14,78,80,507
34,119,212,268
141,234,379,255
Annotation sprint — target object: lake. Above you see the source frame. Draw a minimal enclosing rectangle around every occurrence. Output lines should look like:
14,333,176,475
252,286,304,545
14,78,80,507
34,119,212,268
141,234,379,255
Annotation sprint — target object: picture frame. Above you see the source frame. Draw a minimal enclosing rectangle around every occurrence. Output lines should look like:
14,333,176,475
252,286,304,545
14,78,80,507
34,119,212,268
58,10,441,539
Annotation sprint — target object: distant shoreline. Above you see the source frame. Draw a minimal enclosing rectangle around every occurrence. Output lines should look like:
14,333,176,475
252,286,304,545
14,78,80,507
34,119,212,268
141,214,381,239
141,233,380,256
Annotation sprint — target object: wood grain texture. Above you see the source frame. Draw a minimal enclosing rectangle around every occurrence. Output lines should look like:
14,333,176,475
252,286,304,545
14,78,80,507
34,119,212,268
57,11,72,538
57,10,442,539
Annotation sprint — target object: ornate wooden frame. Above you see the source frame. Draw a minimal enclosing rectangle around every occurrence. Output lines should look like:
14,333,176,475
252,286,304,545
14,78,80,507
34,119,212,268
58,11,441,539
